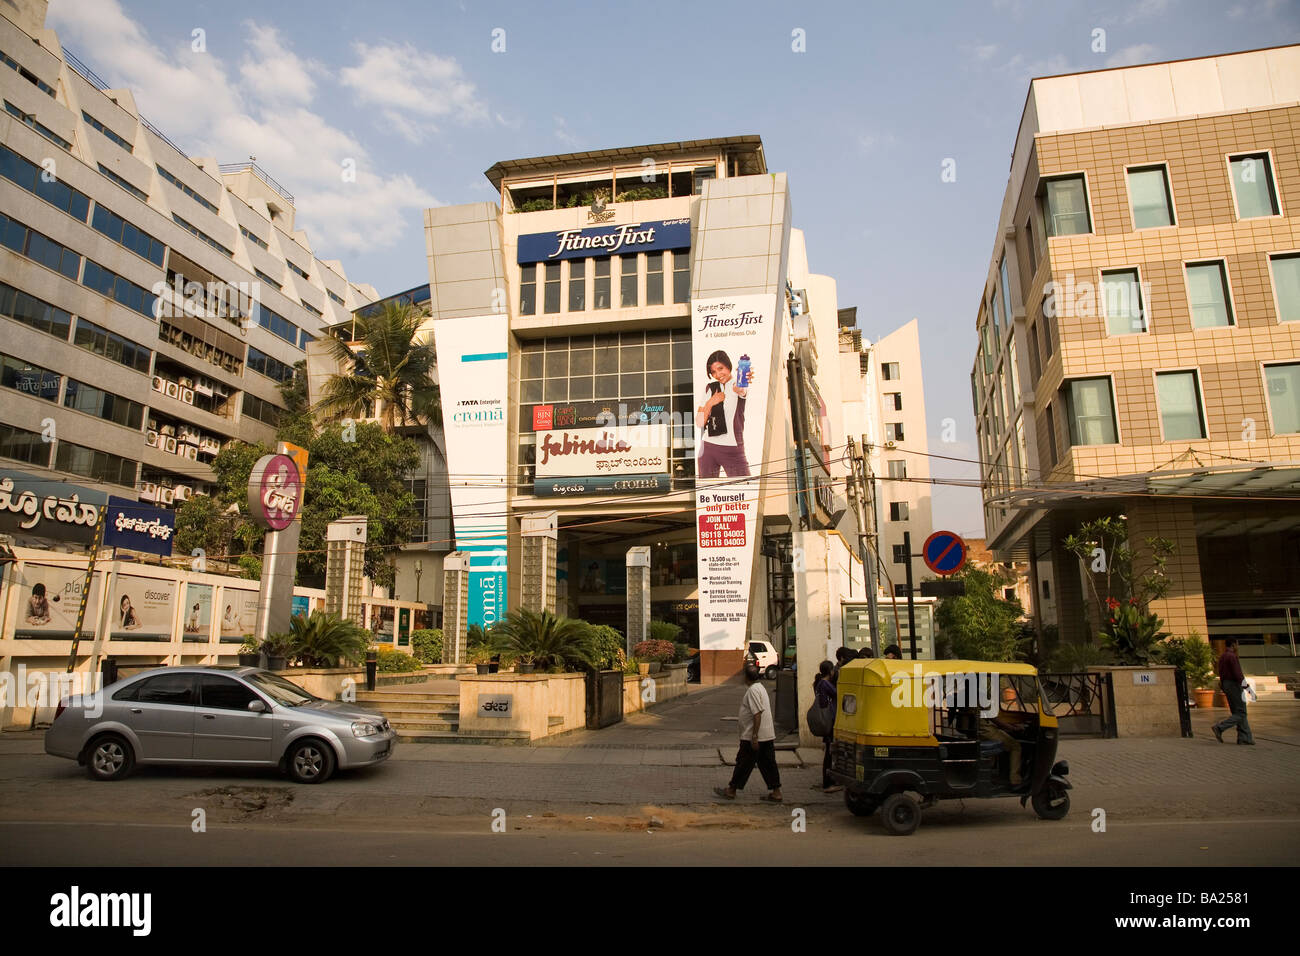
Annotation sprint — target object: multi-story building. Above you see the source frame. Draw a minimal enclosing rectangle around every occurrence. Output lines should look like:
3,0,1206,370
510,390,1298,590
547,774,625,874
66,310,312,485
972,46,1300,673
0,0,375,551
411,135,933,680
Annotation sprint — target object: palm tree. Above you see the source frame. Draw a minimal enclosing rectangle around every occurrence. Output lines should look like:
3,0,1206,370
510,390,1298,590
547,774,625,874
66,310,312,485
490,609,595,672
315,301,440,431
287,610,371,667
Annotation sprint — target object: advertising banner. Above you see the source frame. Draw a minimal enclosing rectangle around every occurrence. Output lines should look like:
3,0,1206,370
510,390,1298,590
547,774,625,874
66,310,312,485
534,425,668,478
102,496,176,556
219,589,259,641
182,583,213,642
691,294,780,651
534,474,669,497
517,219,690,264
432,314,509,629
0,470,107,544
110,575,176,642
13,564,102,639
524,399,674,432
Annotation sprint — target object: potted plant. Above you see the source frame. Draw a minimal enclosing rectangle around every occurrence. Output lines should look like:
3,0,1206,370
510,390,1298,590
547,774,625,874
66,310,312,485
633,640,675,674
470,644,494,675
238,635,260,667
517,651,536,675
1160,634,1216,708
636,658,650,677
261,633,293,671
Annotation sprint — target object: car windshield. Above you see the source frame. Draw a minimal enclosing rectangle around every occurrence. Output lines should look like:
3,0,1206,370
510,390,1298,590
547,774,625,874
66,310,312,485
245,671,317,707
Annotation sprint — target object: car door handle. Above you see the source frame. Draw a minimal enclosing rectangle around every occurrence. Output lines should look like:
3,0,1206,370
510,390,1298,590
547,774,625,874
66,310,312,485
130,708,142,714
202,714,216,719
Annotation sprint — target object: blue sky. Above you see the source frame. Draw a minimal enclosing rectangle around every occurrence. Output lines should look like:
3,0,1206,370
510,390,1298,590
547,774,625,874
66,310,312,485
47,0,1299,534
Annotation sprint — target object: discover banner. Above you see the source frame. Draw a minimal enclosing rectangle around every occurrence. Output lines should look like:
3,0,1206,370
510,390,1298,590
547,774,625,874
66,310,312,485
691,294,779,652
432,314,509,629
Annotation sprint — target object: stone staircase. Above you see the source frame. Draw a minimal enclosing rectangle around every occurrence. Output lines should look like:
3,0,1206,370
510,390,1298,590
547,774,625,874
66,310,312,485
354,683,530,744
1251,674,1300,702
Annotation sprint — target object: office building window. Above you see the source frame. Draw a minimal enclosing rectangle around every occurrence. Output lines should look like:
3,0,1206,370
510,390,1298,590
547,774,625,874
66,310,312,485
519,263,536,315
887,459,907,479
886,422,905,442
543,262,561,314
0,144,89,221
173,214,233,258
0,281,73,339
247,347,294,383
253,268,281,290
998,255,1011,329
0,211,81,280
1155,370,1206,441
882,362,900,381
255,304,301,349
82,261,157,319
405,478,429,543
892,544,908,564
239,225,268,250
568,259,585,311
1,353,60,401
1,50,56,96
620,255,638,308
242,393,282,426
1269,254,1300,323
91,204,166,266
327,289,345,306
64,379,144,430
96,164,147,201
0,422,49,466
4,100,71,150
1229,153,1280,219
1042,174,1091,237
673,250,689,303
594,257,611,310
73,318,151,373
55,441,137,486
889,502,909,521
1264,363,1300,434
157,165,220,214
300,301,323,318
1064,377,1118,445
287,262,309,281
887,392,903,411
1127,165,1175,228
1040,299,1055,357
1028,324,1042,385
1044,403,1058,466
82,111,133,152
646,252,664,306
1025,216,1037,276
1101,268,1146,334
1185,261,1234,328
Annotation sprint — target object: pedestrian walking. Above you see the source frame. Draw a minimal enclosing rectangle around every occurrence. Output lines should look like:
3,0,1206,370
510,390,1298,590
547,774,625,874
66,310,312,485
1212,638,1256,745
812,660,842,793
831,645,855,686
714,663,783,802
883,644,902,660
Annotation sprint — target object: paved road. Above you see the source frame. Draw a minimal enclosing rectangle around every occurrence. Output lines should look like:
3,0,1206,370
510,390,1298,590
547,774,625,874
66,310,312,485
2,684,1296,865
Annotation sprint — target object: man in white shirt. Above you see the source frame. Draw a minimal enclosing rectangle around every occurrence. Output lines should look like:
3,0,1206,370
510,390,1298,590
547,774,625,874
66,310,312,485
714,663,783,802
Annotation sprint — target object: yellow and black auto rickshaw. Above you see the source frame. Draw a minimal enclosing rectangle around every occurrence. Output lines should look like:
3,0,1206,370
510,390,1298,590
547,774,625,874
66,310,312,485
828,658,1072,835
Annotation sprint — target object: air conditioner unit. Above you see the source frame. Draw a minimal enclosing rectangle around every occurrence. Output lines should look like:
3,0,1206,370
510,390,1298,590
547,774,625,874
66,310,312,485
146,430,159,447
165,381,180,399
160,424,176,436
182,444,198,461
152,376,166,393
194,380,214,397
164,437,178,454
178,376,193,389
174,484,192,501
181,388,195,405
139,482,157,502
159,488,175,505
199,437,221,455
883,440,897,449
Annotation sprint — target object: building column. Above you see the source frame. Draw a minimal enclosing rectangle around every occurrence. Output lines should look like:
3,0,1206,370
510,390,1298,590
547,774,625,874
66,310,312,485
520,511,558,615
441,552,471,664
626,546,651,656
1126,499,1207,639
1050,525,1090,645
325,517,367,622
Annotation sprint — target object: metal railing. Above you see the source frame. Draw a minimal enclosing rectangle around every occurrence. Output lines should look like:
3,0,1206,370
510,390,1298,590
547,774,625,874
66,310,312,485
218,162,294,205
1040,671,1114,738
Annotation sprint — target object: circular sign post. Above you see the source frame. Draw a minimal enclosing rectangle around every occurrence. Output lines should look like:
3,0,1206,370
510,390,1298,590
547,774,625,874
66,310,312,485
922,530,967,576
248,454,303,531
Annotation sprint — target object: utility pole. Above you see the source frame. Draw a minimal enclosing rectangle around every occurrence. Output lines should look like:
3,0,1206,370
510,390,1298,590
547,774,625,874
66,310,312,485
845,437,879,648
903,530,917,660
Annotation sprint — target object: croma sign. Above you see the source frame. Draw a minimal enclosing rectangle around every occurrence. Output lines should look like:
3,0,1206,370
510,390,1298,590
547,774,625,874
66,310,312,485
517,219,690,264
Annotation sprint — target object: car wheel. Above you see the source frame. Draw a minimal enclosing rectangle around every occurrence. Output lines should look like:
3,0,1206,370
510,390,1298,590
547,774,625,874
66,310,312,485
880,792,922,836
844,790,879,817
764,665,777,681
85,734,134,781
286,737,336,784
1031,784,1071,820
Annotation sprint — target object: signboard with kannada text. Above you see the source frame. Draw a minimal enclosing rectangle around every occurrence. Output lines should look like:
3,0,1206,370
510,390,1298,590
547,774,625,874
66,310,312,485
102,496,175,557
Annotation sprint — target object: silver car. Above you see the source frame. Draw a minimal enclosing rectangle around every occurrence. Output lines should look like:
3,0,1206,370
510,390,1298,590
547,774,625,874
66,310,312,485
45,666,395,783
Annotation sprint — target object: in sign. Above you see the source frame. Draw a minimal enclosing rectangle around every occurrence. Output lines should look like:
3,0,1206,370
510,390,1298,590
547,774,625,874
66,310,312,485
922,530,967,576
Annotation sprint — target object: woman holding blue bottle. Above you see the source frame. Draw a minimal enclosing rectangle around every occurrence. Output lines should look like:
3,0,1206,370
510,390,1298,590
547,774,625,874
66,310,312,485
695,349,756,478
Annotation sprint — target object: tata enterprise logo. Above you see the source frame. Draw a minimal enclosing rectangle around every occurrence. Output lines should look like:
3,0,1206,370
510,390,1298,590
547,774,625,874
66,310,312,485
549,222,661,258
452,399,504,424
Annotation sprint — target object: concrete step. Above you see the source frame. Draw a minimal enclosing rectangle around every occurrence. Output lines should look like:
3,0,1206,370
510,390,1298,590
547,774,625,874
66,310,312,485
356,692,458,705
390,720,459,733
371,706,459,719
396,729,530,745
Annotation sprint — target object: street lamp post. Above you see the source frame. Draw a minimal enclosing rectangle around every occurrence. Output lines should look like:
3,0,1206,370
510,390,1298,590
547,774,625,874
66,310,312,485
414,559,423,603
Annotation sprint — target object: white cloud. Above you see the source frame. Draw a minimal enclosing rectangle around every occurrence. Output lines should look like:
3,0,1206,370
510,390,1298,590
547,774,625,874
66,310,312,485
46,0,438,258
857,130,899,154
973,43,1000,62
1121,0,1176,23
1227,0,1289,17
1105,43,1162,67
994,52,1072,85
339,41,490,142
554,115,580,147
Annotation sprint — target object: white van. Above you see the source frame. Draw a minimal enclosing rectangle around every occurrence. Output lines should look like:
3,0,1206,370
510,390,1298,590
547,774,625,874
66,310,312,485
745,640,780,680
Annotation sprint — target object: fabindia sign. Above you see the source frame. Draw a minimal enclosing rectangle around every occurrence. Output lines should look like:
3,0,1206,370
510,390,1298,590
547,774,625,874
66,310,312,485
517,219,690,264
432,314,509,629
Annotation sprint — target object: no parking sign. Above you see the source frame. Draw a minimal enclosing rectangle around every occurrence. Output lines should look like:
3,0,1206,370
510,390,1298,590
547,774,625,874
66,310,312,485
922,530,967,576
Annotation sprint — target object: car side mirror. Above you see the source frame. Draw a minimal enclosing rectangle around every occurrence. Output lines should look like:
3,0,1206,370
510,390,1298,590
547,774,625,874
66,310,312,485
247,699,268,714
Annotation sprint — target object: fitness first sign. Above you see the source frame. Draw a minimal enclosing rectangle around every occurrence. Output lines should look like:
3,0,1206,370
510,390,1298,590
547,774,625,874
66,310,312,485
517,219,690,264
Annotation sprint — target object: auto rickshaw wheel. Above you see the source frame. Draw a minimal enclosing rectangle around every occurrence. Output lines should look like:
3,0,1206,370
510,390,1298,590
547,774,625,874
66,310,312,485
844,790,879,817
880,792,921,836
1031,784,1071,821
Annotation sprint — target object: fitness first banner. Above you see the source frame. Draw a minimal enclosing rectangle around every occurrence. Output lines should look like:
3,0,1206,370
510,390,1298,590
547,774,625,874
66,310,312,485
691,294,779,651
432,314,509,629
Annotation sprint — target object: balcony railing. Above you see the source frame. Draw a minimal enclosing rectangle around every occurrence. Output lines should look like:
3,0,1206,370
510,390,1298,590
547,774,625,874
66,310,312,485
218,162,294,206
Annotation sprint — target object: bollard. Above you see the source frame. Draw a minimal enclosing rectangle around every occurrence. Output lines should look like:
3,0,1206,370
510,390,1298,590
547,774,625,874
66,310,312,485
365,650,378,691
101,656,118,688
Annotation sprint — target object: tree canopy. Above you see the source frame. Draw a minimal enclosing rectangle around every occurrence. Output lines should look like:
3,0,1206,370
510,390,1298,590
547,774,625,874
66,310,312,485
933,565,1029,663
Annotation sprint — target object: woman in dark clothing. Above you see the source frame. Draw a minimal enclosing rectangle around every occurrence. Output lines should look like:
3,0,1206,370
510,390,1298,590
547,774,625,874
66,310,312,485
814,660,842,793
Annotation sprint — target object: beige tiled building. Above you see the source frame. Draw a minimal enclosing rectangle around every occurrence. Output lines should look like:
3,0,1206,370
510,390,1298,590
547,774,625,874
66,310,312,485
972,46,1300,674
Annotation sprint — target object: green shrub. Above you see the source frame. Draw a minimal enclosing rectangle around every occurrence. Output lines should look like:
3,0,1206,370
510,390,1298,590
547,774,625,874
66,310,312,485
588,625,626,670
376,647,422,673
411,628,443,664
491,608,594,671
672,642,691,664
649,619,683,644
1047,640,1112,672
288,610,370,667
633,639,674,663
1159,633,1215,688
